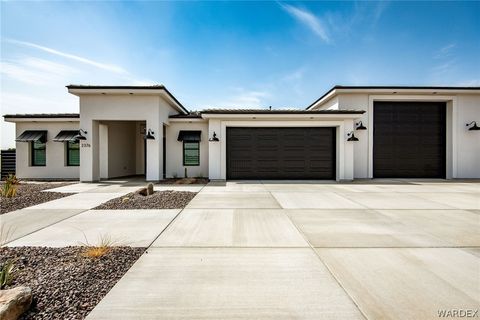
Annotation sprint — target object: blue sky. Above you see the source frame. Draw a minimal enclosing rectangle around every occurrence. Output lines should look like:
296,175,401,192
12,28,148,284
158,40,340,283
1,1,479,148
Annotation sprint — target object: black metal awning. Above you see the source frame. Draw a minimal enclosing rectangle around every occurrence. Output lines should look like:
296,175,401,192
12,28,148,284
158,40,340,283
15,130,47,142
53,130,79,142
177,130,201,142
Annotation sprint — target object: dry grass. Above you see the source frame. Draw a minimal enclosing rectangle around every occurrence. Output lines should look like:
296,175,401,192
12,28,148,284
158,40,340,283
79,233,123,259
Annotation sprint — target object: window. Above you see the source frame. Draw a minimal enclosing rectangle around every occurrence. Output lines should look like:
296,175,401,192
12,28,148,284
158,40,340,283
67,141,80,166
183,141,200,166
31,140,46,166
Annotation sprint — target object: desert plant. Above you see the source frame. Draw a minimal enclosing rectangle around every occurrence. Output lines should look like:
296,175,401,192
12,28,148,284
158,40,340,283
1,174,20,198
147,183,154,195
5,174,20,185
79,233,121,259
0,260,15,289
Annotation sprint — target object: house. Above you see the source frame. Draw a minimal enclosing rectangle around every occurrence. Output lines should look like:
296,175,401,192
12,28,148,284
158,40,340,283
4,85,480,181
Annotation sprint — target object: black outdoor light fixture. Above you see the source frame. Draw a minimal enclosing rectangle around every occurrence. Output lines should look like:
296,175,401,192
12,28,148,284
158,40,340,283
73,129,87,141
144,129,155,140
356,121,367,130
209,131,220,142
466,121,480,131
347,131,359,142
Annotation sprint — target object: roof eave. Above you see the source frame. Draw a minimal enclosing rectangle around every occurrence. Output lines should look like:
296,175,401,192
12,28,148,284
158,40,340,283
307,85,480,110
67,85,189,114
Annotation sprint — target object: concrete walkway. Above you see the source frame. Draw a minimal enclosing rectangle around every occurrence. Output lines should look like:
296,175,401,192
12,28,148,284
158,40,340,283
3,179,479,319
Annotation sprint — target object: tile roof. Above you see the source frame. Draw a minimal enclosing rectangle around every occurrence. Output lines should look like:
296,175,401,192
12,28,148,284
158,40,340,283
4,113,80,119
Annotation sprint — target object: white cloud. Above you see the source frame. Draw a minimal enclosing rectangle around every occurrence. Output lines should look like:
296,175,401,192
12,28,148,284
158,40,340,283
1,57,78,86
281,4,330,43
6,39,128,74
434,43,456,59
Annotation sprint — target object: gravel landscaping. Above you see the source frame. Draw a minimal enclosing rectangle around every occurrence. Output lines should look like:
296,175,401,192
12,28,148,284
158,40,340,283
1,182,75,214
93,190,197,210
0,246,145,319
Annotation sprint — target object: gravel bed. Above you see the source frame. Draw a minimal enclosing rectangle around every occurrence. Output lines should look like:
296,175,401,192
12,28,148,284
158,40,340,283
1,183,75,214
93,190,197,210
0,246,145,320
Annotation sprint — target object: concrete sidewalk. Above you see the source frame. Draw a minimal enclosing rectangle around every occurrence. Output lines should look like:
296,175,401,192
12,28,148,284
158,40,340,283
87,180,479,320
4,179,479,319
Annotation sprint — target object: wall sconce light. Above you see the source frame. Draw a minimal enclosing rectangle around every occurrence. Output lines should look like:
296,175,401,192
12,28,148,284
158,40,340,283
466,121,480,131
355,121,367,130
347,131,359,141
144,129,155,140
73,129,88,141
209,131,220,142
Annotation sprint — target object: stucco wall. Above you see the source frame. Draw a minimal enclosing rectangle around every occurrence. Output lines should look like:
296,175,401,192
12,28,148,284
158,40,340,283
78,94,177,181
456,94,480,178
166,121,209,178
15,121,80,179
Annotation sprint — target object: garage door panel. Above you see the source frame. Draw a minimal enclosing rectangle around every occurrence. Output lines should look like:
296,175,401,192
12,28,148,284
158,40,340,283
227,127,335,180
374,101,446,178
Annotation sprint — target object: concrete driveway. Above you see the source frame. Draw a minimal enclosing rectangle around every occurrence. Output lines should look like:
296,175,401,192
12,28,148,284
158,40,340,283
4,179,479,319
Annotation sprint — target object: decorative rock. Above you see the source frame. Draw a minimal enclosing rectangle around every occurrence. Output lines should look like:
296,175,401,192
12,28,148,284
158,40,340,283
147,183,154,196
137,187,148,196
0,286,32,320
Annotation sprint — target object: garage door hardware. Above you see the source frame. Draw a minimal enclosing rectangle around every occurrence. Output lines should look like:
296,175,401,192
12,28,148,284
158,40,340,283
347,131,359,141
466,121,480,131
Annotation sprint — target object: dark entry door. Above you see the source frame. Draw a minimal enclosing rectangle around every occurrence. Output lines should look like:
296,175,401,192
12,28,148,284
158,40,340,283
373,101,446,178
226,127,336,180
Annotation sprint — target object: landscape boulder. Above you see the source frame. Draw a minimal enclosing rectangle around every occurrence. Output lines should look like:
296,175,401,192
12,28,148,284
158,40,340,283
0,286,32,320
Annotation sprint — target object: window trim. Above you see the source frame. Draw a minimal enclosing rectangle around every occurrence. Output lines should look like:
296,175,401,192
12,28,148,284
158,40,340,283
66,140,80,166
31,140,46,167
183,141,200,166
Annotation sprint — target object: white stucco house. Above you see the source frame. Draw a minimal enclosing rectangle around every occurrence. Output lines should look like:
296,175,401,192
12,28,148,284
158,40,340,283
4,85,480,182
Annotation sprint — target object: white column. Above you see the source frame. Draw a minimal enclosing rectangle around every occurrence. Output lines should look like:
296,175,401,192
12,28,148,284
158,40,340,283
343,119,355,181
208,119,222,180
146,119,161,181
80,119,100,182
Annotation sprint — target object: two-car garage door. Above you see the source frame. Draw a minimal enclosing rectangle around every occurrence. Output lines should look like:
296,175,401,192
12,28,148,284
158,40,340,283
227,127,336,180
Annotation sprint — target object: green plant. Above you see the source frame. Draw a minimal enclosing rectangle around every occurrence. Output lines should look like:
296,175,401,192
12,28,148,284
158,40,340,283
0,261,15,289
79,233,121,259
1,174,20,198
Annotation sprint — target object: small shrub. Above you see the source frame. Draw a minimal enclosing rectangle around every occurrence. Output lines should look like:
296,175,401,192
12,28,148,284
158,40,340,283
79,233,120,259
0,260,14,289
1,174,20,198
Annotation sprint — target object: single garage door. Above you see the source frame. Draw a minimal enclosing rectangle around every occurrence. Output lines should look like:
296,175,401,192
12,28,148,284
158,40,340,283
374,101,446,178
227,127,335,180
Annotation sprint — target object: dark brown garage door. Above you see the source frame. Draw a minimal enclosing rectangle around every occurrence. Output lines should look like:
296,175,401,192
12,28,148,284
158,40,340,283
227,127,335,180
374,101,446,178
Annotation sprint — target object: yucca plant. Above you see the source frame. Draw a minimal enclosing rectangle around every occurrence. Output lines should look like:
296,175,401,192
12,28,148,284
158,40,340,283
0,261,15,289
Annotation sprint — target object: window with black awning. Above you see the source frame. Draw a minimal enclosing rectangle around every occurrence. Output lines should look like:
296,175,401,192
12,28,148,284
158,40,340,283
53,130,80,142
177,130,201,142
16,130,47,142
